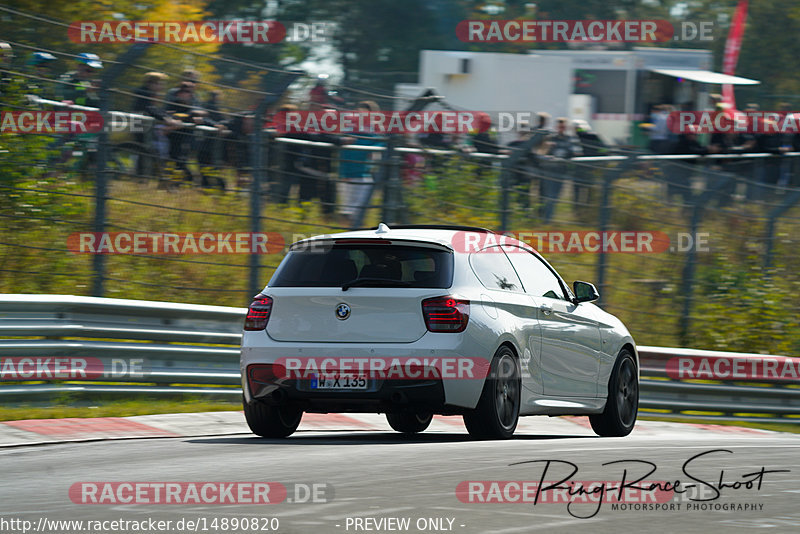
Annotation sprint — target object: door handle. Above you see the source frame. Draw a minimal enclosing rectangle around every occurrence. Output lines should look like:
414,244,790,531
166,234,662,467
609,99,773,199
539,304,552,316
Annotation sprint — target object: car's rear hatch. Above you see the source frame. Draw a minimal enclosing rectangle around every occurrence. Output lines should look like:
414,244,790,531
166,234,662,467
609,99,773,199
264,240,453,343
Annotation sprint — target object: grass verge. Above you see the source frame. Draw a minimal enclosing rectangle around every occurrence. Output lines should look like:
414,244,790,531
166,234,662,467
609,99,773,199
0,398,241,422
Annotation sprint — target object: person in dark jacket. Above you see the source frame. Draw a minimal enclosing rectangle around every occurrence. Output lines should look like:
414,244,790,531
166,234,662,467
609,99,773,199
572,120,606,209
668,125,707,202
506,122,539,213
25,52,58,100
164,81,204,185
467,113,505,181
58,53,102,108
131,72,176,181
539,117,581,222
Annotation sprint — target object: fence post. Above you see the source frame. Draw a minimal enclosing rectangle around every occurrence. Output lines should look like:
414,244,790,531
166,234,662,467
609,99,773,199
380,137,396,224
498,131,547,233
387,148,403,225
764,187,800,269
92,43,151,297
498,164,511,233
677,164,734,345
91,84,109,297
678,195,702,346
594,156,635,301
595,170,613,299
248,99,270,300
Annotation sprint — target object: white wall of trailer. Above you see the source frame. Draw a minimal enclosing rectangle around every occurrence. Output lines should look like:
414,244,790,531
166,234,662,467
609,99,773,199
416,50,573,144
407,48,719,146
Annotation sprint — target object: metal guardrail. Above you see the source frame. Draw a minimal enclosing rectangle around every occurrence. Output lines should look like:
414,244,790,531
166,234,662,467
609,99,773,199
1,295,798,425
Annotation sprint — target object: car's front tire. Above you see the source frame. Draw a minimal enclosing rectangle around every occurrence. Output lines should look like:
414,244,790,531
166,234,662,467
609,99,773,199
386,412,433,434
463,346,520,439
243,396,303,438
590,349,638,437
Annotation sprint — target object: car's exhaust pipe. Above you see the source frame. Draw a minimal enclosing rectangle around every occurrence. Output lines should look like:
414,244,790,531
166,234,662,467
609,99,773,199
271,389,286,404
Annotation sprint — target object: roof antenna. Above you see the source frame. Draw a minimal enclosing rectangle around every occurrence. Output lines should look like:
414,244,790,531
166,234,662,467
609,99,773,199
375,222,390,234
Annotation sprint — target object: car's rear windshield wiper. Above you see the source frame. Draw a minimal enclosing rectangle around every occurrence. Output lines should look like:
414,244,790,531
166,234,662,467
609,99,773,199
341,278,413,291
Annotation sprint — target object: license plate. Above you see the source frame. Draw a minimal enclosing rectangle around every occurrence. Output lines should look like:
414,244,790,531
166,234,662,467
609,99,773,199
310,374,368,390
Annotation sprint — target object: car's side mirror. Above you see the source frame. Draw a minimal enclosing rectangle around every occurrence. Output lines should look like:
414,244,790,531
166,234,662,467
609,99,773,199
573,281,599,303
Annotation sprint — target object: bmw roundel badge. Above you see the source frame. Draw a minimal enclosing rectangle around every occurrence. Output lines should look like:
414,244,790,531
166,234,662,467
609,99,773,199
335,303,351,320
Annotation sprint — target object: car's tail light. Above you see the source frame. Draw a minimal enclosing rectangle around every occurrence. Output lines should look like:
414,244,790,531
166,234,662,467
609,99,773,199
244,294,273,331
422,296,469,333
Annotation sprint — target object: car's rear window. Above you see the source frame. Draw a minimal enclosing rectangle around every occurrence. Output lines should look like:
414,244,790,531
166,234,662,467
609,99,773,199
269,243,453,288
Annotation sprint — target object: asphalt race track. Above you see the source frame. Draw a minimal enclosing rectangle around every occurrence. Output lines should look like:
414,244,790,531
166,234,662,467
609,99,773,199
1,414,799,533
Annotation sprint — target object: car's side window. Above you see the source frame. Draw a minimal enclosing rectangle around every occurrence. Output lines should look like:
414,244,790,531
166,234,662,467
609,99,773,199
503,246,566,300
469,246,523,292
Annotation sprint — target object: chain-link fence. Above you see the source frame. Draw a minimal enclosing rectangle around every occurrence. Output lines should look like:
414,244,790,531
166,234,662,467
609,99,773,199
2,6,800,355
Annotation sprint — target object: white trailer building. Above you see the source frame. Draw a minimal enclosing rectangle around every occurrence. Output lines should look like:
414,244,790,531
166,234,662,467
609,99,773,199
403,48,759,146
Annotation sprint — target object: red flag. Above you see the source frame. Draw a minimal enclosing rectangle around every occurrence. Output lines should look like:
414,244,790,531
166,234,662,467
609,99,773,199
721,0,748,108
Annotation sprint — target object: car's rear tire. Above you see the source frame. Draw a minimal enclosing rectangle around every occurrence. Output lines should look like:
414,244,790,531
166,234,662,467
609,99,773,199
463,346,520,439
590,349,638,437
386,412,433,434
243,396,303,438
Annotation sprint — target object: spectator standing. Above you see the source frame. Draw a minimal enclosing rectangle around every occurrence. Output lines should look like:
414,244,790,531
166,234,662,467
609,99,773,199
668,124,707,203
131,71,175,181
467,113,504,181
0,42,15,95
294,110,348,216
506,122,539,213
706,106,743,207
196,90,227,190
572,119,605,210
647,104,674,154
540,117,581,222
164,81,203,185
58,53,102,108
25,52,58,100
339,100,383,224
401,135,426,188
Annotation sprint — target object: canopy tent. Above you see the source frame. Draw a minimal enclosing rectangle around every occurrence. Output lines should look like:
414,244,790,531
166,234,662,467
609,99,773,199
648,68,760,85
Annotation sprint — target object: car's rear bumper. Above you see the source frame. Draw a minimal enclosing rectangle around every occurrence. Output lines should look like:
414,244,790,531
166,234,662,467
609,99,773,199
240,331,492,410
245,375,464,414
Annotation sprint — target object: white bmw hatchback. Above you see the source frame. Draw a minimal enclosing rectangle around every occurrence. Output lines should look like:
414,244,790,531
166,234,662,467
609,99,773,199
240,224,638,439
